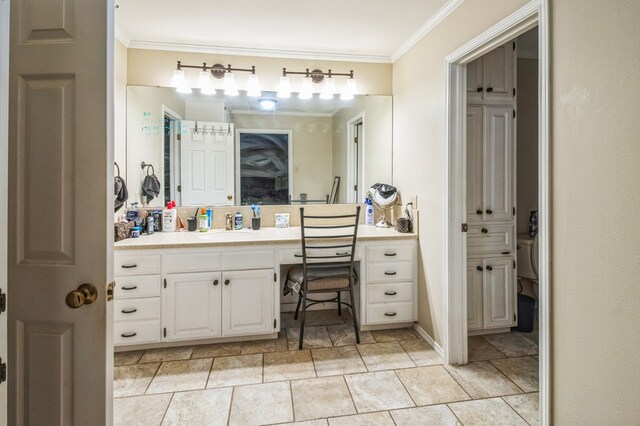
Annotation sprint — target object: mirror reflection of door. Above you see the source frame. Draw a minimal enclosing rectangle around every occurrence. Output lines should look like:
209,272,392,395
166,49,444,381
236,130,292,205
163,108,182,204
347,114,365,203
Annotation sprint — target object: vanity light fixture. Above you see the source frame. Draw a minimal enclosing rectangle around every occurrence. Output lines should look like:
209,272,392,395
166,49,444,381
280,68,357,100
171,61,260,96
277,75,291,99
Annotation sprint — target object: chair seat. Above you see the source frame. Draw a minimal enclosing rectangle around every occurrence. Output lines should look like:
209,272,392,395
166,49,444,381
287,264,352,291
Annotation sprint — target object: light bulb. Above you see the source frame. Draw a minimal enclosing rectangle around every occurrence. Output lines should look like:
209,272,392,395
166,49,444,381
258,98,277,110
198,70,216,95
277,76,291,99
320,77,336,100
246,73,262,97
223,72,239,96
298,76,313,100
340,78,358,100
171,69,186,88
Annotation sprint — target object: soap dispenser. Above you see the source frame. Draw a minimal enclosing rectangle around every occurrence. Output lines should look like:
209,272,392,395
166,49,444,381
225,213,233,231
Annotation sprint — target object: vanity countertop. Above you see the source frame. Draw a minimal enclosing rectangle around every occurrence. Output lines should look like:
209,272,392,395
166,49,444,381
114,226,417,250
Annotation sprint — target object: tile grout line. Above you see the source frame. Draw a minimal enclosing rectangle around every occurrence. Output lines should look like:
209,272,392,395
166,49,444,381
501,395,536,426
340,373,359,414
142,362,162,395
391,369,418,409
438,364,474,401
158,392,175,425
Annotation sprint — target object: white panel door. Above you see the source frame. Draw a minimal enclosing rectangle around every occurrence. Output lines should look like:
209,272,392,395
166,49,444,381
483,106,514,222
0,1,8,422
481,41,515,104
164,272,222,341
466,105,484,224
467,260,484,331
466,58,483,104
180,120,234,206
483,257,516,329
222,269,274,337
7,0,112,424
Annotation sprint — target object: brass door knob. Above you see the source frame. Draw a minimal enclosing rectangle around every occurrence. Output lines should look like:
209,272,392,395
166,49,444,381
227,195,233,200
66,283,98,309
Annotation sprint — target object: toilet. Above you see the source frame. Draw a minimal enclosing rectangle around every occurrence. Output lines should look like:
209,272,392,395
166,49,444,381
517,234,539,299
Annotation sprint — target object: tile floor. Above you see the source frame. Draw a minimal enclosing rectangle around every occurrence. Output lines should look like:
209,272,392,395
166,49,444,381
113,310,539,425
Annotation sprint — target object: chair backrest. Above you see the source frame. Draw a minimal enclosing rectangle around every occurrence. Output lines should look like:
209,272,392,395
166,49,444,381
299,206,361,288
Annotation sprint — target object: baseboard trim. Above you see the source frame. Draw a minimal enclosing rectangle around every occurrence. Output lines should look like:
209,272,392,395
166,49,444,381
412,324,446,360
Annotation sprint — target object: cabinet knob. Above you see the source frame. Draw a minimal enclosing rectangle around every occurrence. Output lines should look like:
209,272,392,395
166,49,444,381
481,228,488,234
486,209,493,215
213,280,219,286
486,265,493,271
476,266,483,271
486,87,494,92
224,279,230,286
476,209,483,215
476,87,483,92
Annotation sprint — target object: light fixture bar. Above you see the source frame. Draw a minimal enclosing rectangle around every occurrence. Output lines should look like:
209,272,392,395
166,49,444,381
175,61,257,79
281,68,354,83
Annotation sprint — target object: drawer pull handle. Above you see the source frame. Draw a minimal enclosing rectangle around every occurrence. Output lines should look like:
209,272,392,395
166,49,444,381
384,312,397,317
120,332,137,338
384,291,397,296
224,279,230,286
384,253,397,257
121,308,137,314
121,264,137,269
294,253,303,258
486,265,493,271
481,228,488,234
121,286,138,291
476,266,483,271
213,280,219,286
501,251,510,255
384,271,397,276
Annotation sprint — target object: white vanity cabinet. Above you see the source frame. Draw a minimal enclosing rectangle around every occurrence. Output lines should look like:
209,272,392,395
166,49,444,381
466,40,516,104
467,257,517,332
222,269,275,337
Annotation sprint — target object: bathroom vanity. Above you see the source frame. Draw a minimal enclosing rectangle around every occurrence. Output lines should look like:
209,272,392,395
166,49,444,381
113,226,417,349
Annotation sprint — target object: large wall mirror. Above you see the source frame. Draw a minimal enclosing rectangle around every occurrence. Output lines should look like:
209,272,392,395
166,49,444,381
124,87,392,207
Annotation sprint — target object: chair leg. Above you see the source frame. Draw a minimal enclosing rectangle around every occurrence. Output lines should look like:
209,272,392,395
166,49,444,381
299,293,307,350
337,292,342,316
294,293,302,320
349,287,360,344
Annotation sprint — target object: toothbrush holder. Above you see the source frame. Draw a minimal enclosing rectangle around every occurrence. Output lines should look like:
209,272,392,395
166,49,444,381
251,217,261,230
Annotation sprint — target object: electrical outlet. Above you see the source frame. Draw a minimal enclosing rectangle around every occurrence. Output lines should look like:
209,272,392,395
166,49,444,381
409,195,417,209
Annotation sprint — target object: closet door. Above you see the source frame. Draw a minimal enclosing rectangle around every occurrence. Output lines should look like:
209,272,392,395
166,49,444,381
482,257,516,329
483,106,514,222
481,41,515,104
466,58,484,104
466,106,484,224
467,260,484,331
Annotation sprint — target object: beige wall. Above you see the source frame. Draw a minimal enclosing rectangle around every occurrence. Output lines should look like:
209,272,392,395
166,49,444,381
516,58,538,234
551,0,640,422
231,113,334,200
127,48,392,95
392,0,529,345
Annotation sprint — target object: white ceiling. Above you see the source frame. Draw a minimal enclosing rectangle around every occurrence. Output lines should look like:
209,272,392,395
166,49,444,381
115,0,455,62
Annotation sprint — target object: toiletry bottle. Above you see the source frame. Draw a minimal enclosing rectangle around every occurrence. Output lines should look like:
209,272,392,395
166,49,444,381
199,208,210,232
162,201,177,232
234,212,243,230
225,213,233,231
365,198,375,225
146,213,155,235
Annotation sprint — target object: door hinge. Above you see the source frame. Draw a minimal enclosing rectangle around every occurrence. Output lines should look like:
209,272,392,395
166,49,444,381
461,223,468,232
163,328,167,338
106,282,115,302
513,87,516,97
0,358,6,384
164,278,167,289
273,319,277,329
0,287,6,314
514,313,517,322
513,260,516,269
354,136,358,144
513,41,516,51
513,207,516,216
273,272,277,282
354,184,358,192
177,134,181,141
513,110,516,119
177,185,182,192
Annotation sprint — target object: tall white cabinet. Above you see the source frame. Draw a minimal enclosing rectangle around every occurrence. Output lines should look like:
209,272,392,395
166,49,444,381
466,40,518,334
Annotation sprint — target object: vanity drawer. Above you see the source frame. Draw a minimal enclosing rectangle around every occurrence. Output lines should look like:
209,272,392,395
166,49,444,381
367,245,414,263
278,247,362,264
366,262,414,283
222,250,274,270
367,282,414,304
114,320,161,346
467,223,514,256
115,254,161,276
114,297,161,322
164,252,222,273
366,302,414,324
114,275,161,299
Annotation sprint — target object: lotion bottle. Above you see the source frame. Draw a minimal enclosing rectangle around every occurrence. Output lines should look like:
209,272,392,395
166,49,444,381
365,198,375,225
162,201,177,232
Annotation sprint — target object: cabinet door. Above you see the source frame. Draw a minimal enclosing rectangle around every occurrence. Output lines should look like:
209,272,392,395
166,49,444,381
164,272,222,341
466,105,484,224
483,106,514,222
482,257,516,329
222,269,275,337
482,41,515,103
467,260,484,331
466,58,484,104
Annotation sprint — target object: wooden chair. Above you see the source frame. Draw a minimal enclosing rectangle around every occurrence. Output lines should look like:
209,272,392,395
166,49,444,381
285,206,361,349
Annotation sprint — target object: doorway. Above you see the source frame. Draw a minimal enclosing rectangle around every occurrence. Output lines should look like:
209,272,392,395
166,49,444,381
445,1,549,424
346,113,364,203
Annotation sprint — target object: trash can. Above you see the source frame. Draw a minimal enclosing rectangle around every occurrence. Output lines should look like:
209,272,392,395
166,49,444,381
514,294,536,332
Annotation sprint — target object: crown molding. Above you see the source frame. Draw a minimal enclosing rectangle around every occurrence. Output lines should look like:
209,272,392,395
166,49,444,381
391,0,464,62
127,40,392,64
114,26,130,47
